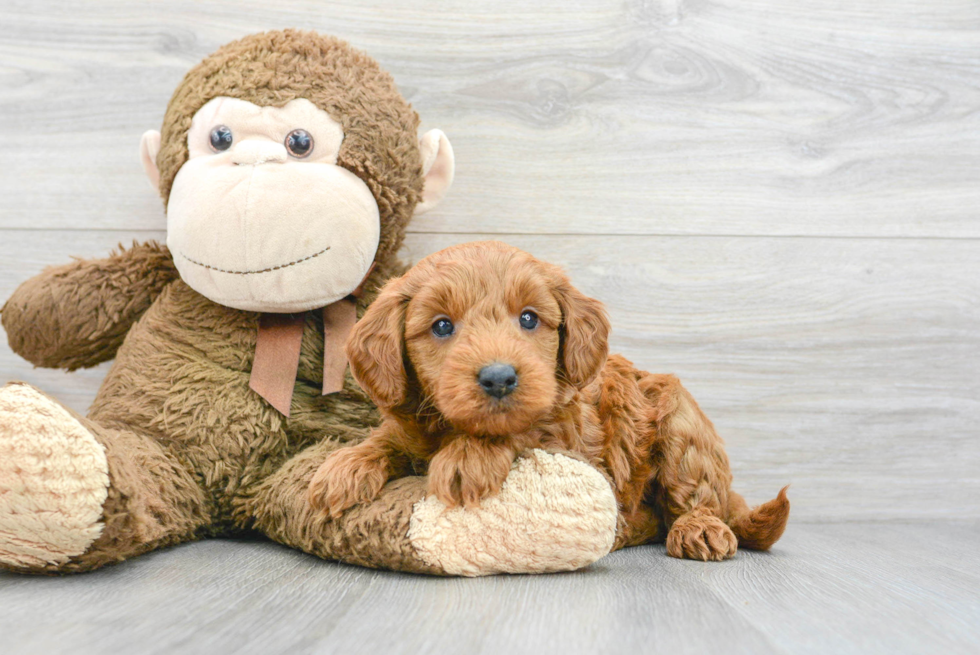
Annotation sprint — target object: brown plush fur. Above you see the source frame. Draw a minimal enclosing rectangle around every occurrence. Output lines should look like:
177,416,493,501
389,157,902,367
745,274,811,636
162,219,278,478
2,242,179,371
0,31,438,574
309,242,790,560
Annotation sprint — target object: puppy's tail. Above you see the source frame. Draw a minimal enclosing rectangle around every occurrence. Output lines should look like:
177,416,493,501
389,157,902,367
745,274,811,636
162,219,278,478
726,486,790,551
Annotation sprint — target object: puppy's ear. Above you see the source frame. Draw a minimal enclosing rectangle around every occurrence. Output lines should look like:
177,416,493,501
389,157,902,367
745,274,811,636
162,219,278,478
551,268,611,389
346,279,410,408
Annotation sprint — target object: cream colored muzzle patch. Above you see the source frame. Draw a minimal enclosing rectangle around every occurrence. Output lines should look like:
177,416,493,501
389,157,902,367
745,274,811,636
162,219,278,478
0,384,109,568
408,449,618,576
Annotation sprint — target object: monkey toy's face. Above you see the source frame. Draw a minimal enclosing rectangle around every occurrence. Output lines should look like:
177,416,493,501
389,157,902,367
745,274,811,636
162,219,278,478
167,97,377,313
140,96,453,313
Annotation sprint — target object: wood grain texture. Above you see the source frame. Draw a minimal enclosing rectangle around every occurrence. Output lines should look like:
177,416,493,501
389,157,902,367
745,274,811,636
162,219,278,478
0,1,979,236
0,522,977,655
2,231,977,521
1,3,978,521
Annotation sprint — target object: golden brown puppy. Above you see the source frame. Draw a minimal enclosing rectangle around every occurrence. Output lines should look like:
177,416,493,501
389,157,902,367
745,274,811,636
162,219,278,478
309,241,789,561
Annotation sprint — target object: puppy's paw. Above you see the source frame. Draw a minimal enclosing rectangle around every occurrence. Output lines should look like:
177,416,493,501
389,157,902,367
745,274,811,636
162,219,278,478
666,513,738,561
427,438,513,509
428,467,505,509
425,467,465,508
307,446,389,518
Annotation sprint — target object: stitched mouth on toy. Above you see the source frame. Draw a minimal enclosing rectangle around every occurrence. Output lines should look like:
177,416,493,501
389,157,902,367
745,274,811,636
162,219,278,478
175,245,331,276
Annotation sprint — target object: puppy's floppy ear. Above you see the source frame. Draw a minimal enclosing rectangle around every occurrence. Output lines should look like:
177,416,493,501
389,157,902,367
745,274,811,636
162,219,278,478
550,267,611,389
346,278,410,408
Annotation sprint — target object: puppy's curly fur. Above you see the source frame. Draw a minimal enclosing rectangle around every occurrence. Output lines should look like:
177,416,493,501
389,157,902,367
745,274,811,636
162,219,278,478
309,241,789,561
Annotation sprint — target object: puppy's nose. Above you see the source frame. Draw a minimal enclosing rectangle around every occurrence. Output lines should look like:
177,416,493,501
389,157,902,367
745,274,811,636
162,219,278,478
478,363,518,399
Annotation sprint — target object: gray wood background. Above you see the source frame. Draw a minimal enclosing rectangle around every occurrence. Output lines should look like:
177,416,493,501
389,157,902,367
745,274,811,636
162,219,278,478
3,523,979,655
1,0,978,527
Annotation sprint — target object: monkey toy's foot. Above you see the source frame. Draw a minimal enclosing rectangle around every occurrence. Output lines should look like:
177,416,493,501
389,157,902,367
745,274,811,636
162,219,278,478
407,449,619,576
0,383,109,569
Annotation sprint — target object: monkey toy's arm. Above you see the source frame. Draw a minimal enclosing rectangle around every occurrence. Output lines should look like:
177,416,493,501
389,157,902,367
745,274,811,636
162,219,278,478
1,241,179,370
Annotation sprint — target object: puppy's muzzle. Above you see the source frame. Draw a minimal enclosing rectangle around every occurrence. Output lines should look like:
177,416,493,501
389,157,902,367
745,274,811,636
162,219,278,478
478,363,518,399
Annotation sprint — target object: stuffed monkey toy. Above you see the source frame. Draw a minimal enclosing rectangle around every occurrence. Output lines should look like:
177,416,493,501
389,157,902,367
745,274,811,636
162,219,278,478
0,30,618,576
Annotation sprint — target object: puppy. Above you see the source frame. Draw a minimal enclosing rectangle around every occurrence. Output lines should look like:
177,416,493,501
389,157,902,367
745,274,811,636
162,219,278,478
309,241,789,560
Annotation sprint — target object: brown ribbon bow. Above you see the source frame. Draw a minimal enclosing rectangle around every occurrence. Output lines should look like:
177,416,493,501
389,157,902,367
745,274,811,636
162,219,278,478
248,266,373,417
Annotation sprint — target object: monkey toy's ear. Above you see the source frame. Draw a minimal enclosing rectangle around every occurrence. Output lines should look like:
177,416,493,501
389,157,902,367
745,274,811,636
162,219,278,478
346,279,411,409
414,129,454,215
140,130,162,192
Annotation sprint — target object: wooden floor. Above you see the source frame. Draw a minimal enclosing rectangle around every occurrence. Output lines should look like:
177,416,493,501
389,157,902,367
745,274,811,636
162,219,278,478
1,2,979,653
1,521,977,654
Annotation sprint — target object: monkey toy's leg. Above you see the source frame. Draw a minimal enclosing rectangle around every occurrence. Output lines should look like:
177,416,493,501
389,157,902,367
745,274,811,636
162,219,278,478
640,374,789,561
246,442,620,576
0,383,210,573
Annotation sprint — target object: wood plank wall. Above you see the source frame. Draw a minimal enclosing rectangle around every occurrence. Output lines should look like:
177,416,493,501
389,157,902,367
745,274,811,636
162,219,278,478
1,1,977,521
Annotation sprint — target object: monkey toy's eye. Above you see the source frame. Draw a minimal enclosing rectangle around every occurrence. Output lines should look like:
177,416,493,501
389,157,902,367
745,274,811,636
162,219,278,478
209,125,233,152
285,129,314,158
519,310,539,330
431,317,455,338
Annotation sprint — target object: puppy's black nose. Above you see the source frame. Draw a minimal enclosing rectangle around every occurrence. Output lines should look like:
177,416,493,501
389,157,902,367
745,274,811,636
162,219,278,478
478,363,518,399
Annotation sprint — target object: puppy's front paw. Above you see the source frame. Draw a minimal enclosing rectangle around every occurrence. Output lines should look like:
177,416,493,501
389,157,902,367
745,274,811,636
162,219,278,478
307,446,389,518
666,513,738,561
428,466,503,509
427,439,514,509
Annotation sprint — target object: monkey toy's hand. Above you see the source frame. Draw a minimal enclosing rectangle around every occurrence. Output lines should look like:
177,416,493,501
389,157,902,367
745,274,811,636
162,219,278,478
2,242,178,370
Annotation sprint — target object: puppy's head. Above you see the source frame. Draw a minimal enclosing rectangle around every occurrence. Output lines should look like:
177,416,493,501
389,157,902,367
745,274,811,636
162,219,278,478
346,241,610,435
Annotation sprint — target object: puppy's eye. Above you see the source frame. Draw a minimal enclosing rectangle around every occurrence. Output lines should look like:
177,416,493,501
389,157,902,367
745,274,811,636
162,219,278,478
519,311,539,330
431,318,455,338
285,129,313,158
209,125,233,152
